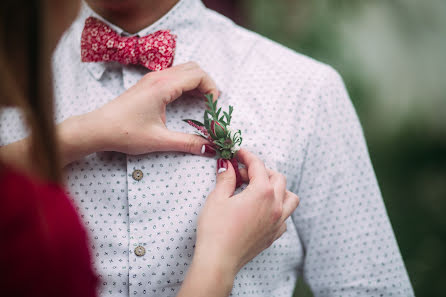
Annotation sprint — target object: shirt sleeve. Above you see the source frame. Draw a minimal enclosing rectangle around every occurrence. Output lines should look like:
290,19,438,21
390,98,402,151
291,67,414,297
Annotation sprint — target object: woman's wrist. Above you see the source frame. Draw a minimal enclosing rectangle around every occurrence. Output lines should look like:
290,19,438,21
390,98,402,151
191,254,236,286
178,252,236,297
58,112,108,166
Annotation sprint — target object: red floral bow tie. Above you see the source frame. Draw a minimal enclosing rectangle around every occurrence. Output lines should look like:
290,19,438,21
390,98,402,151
81,17,176,71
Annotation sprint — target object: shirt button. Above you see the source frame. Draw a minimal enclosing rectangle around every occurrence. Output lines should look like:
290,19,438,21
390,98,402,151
134,245,146,257
132,169,143,181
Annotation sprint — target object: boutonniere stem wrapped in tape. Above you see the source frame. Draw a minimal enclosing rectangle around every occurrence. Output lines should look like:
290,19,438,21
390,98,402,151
183,94,243,187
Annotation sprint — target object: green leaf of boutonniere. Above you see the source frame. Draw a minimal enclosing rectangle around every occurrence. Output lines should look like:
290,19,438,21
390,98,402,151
183,94,242,160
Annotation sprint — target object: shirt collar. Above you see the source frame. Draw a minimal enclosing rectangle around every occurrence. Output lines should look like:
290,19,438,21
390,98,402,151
74,0,206,80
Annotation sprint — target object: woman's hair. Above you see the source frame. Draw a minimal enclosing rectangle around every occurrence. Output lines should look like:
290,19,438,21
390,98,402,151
0,0,61,182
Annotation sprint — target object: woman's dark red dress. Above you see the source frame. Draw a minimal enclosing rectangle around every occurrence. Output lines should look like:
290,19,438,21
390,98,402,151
0,166,97,297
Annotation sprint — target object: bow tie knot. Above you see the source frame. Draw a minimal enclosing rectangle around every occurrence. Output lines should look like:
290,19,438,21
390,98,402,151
81,17,176,71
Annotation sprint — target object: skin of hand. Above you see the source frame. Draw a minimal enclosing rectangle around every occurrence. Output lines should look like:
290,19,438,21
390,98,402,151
48,62,219,167
177,149,300,297
0,62,218,171
89,62,219,154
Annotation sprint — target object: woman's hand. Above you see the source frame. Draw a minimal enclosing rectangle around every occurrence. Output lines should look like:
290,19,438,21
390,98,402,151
177,149,300,297
58,62,218,165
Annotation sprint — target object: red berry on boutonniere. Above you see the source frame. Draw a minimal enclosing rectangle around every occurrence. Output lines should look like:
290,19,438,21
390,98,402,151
183,94,243,187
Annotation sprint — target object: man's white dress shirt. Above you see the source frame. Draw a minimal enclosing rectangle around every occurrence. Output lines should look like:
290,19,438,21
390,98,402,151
0,0,414,296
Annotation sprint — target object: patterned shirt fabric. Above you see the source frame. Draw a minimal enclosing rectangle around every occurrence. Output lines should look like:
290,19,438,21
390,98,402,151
81,17,176,71
0,0,414,296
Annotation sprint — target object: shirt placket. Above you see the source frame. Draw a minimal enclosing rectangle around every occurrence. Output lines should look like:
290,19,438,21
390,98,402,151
122,64,148,294
127,156,149,295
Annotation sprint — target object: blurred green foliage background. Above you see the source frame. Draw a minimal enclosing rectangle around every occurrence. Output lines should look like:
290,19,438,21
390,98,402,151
205,0,446,296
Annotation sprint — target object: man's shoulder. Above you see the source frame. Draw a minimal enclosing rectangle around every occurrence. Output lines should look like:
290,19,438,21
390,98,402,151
204,9,334,78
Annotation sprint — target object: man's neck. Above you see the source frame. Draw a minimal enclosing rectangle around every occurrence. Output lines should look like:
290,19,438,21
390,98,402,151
85,0,180,34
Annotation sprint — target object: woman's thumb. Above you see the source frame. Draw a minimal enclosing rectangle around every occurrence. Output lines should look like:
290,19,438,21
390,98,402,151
162,130,216,156
211,159,236,199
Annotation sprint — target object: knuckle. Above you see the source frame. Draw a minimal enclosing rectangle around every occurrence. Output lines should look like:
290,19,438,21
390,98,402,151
278,226,287,238
295,194,300,206
193,67,208,81
289,192,300,208
182,137,197,154
278,225,287,237
152,78,181,102
220,176,233,186
198,67,207,76
271,205,283,222
262,184,274,198
266,237,275,248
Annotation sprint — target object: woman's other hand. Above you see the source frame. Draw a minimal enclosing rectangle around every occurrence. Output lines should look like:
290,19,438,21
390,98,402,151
178,149,300,297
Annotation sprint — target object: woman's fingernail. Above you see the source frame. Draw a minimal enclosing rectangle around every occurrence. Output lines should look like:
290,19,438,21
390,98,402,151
201,144,216,156
217,158,228,174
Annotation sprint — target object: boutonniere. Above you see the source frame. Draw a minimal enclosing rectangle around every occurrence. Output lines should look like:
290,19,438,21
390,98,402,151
183,94,243,187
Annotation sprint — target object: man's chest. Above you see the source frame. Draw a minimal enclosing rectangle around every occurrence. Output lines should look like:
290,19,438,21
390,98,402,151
54,55,308,296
